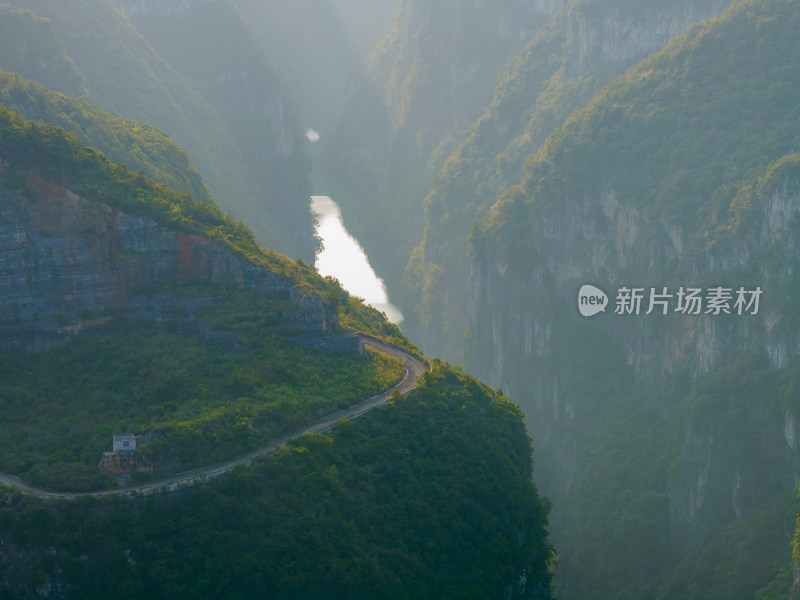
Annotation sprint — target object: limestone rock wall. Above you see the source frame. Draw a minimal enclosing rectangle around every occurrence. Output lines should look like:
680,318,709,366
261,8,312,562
0,180,330,352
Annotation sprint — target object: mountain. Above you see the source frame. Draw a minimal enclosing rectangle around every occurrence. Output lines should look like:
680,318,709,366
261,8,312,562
328,0,399,59
235,0,354,138
0,3,86,98
3,0,315,259
465,0,800,597
0,68,211,203
4,0,799,596
232,0,399,159
320,0,558,301
0,103,553,598
111,0,316,259
407,0,734,362
0,365,553,599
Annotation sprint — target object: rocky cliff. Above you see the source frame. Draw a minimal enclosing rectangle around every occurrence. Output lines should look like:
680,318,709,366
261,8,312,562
563,0,731,78
0,177,332,353
407,0,735,362
468,171,800,389
322,0,557,303
465,0,800,596
467,166,800,600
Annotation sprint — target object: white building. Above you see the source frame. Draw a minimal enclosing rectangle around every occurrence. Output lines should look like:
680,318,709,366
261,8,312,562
112,433,137,453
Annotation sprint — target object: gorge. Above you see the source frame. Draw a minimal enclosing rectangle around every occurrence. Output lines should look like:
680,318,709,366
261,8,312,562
1,0,799,598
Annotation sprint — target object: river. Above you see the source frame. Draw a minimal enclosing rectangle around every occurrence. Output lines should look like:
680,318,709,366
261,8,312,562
310,195,404,325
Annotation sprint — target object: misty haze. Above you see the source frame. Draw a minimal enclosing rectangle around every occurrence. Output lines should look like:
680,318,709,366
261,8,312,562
0,0,797,599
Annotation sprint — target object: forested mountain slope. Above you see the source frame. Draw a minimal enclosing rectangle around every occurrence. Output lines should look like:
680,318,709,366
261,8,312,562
0,69,211,203
0,102,392,485
466,0,800,597
0,105,553,598
0,3,86,98
0,366,553,599
321,0,558,300
406,0,734,361
0,1,558,596
2,0,315,258
112,0,316,259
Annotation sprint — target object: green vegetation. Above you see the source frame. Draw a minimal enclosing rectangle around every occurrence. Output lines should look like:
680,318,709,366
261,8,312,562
0,4,557,597
0,364,553,599
0,69,211,203
0,105,419,492
509,0,799,228
659,496,797,600
0,3,86,97
0,104,387,317
0,103,253,251
0,285,405,492
498,326,800,600
117,0,314,258
5,0,313,257
406,7,590,360
717,152,800,242
337,293,412,350
501,325,680,600
652,354,800,600
408,0,733,362
464,1,800,598
322,0,553,306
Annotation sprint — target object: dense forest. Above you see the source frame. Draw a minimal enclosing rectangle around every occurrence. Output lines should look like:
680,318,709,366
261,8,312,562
0,75,552,596
0,69,211,203
0,365,554,599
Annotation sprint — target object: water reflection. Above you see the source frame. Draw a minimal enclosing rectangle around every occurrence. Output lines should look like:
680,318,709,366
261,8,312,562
311,196,404,324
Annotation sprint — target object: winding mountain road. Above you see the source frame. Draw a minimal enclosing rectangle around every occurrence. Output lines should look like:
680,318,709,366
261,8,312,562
0,333,430,501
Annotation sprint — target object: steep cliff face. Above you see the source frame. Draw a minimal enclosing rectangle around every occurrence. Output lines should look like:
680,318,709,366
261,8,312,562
563,0,731,77
322,0,557,303
668,381,800,549
408,0,734,362
467,172,800,600
467,166,800,508
0,178,331,353
469,174,800,389
465,0,800,596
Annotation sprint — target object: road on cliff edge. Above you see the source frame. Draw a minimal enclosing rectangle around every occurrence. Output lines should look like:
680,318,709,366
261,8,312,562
0,333,430,501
